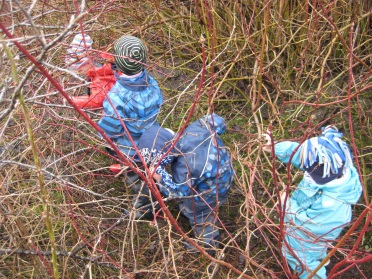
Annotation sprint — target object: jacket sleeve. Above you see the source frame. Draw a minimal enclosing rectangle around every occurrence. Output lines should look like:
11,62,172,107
170,155,197,197
137,148,182,197
274,141,302,169
157,164,193,197
97,87,126,138
155,165,179,196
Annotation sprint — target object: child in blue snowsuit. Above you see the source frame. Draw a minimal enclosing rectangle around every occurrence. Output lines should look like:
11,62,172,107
137,114,234,251
97,35,163,216
263,126,362,279
98,35,163,158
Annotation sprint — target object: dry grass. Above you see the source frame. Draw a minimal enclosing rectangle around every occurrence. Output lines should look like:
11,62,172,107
0,0,371,278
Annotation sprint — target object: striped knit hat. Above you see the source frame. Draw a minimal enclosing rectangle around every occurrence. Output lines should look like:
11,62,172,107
114,35,146,75
65,33,93,70
300,126,352,184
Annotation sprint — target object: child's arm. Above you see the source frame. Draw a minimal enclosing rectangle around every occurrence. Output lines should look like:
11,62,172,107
97,92,126,137
263,133,302,169
153,163,192,197
273,141,302,169
138,148,180,197
153,165,180,197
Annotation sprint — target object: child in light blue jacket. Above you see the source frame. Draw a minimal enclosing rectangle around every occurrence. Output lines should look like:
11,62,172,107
264,126,362,278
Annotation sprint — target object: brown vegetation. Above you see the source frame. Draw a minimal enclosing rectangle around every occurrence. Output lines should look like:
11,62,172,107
0,0,371,278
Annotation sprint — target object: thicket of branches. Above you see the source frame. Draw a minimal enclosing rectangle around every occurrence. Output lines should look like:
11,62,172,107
0,0,371,278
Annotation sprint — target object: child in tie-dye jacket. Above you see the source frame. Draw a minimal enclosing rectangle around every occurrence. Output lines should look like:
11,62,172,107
136,113,234,252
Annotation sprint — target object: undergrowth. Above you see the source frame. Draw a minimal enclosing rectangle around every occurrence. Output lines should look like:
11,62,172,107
0,0,371,278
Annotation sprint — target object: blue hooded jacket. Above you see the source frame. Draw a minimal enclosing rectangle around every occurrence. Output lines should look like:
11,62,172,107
170,114,234,204
136,114,234,204
98,70,163,156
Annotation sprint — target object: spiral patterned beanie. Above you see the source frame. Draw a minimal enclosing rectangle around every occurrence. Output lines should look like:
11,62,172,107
114,35,146,75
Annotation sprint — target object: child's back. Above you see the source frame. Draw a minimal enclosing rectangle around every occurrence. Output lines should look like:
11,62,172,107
97,35,163,156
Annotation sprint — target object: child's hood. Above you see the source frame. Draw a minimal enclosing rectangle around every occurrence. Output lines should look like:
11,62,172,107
300,166,362,204
201,113,226,135
114,70,151,92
